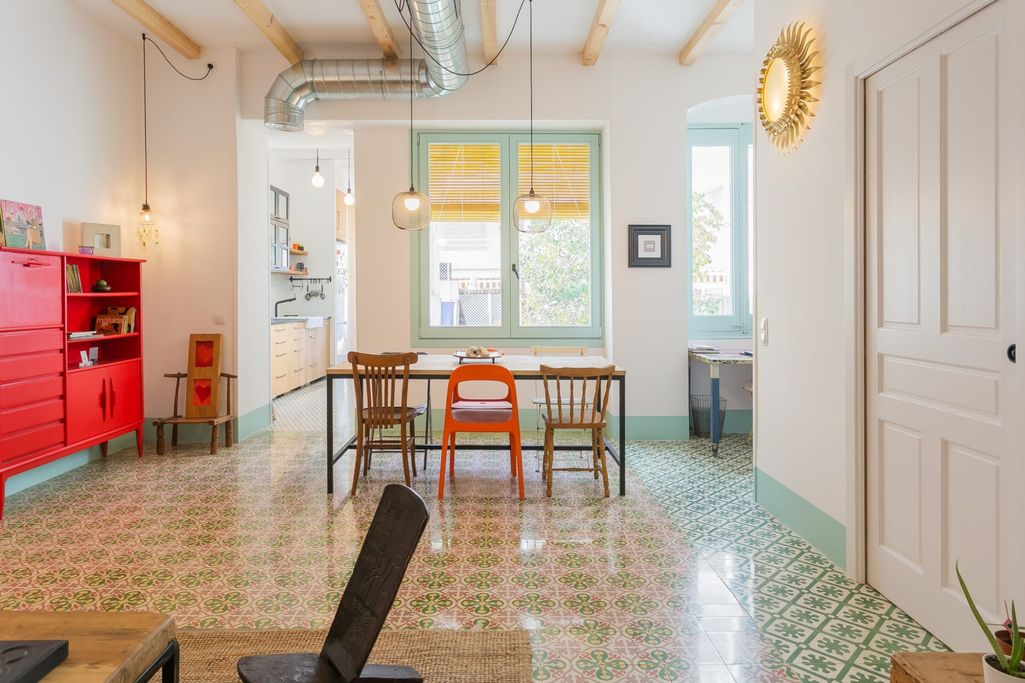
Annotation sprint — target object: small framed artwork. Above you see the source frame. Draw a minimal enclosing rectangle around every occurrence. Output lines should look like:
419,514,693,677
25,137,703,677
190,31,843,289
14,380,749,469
628,225,671,267
1,200,46,250
186,333,222,419
81,222,122,257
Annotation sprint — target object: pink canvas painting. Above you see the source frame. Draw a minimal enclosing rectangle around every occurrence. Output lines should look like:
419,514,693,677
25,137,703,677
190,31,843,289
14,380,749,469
0,200,45,250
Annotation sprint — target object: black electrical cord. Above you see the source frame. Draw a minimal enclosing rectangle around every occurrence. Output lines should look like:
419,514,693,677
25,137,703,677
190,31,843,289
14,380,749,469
142,34,213,81
140,33,213,206
393,0,528,78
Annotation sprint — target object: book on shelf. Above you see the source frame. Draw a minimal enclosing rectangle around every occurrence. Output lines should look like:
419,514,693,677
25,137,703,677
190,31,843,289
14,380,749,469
106,306,136,332
68,331,100,340
65,264,83,293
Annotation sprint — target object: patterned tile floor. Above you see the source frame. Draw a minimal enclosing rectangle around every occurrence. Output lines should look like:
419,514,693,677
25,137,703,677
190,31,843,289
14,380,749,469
0,425,944,681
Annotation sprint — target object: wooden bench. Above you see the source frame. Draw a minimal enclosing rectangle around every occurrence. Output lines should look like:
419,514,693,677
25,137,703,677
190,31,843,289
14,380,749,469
153,372,236,455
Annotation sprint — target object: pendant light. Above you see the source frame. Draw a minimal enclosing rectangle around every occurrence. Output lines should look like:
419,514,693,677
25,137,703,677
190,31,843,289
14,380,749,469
311,148,326,188
392,17,431,231
343,149,355,206
138,33,159,248
513,0,552,234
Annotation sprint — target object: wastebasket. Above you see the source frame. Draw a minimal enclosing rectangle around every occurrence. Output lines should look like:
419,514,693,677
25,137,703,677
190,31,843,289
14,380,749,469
689,394,727,438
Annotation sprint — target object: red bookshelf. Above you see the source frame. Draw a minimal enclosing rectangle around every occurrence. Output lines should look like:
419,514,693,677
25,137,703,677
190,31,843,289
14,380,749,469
0,247,145,519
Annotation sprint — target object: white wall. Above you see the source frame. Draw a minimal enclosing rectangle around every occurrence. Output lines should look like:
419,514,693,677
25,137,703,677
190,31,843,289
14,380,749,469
0,1,139,251
242,52,752,434
753,0,986,549
268,155,338,320
236,119,271,417
141,47,241,417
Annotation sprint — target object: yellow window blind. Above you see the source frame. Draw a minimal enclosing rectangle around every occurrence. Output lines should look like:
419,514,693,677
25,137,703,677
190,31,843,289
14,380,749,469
517,143,591,220
428,143,502,222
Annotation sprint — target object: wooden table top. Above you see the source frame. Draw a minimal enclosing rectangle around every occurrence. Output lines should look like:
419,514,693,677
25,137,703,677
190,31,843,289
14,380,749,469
328,354,626,378
0,610,175,683
890,652,984,682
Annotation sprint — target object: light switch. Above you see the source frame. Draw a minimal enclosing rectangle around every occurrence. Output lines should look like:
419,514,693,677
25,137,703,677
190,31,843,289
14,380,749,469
213,312,226,326
759,317,769,346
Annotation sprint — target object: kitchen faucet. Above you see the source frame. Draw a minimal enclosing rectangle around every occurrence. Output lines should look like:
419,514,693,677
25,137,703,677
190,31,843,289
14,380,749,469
274,296,296,317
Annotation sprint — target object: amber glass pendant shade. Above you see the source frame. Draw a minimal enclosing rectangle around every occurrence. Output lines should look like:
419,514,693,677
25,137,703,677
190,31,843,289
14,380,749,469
392,187,432,231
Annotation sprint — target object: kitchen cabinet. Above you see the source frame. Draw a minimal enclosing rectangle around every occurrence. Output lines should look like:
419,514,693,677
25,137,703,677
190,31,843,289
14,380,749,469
271,321,329,397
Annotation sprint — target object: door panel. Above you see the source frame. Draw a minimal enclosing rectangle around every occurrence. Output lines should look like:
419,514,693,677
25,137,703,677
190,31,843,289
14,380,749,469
0,253,63,330
66,368,107,444
865,0,1021,650
107,361,142,432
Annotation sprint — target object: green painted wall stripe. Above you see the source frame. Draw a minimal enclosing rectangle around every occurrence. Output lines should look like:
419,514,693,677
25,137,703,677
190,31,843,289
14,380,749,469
755,467,847,570
606,415,691,441
722,410,752,434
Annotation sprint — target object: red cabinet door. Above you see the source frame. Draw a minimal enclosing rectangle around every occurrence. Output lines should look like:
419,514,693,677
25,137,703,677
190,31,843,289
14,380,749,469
0,252,63,330
106,360,142,432
66,367,108,445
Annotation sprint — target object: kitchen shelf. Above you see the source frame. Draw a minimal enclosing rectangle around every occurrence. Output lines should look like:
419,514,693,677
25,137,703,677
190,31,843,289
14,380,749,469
67,291,140,297
290,249,308,256
67,332,140,344
271,269,309,276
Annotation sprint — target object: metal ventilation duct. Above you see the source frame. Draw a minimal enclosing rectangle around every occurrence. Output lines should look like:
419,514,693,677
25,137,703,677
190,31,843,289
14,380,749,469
264,0,468,131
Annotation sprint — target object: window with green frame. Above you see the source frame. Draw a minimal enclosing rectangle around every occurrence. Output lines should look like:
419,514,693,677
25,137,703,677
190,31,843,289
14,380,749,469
687,124,753,338
412,131,603,345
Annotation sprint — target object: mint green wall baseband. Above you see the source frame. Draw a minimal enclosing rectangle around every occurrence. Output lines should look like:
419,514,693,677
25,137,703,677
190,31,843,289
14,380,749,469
418,410,692,442
606,415,690,441
755,467,847,570
236,404,273,441
5,433,135,497
723,410,753,434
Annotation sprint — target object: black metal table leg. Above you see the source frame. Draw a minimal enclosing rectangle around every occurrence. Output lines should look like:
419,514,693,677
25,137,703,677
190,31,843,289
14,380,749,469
618,377,625,496
327,375,334,494
133,638,179,683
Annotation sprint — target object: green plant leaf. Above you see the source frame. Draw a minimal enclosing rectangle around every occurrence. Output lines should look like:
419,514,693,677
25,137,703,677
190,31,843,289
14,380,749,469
1010,602,1024,671
957,562,1010,672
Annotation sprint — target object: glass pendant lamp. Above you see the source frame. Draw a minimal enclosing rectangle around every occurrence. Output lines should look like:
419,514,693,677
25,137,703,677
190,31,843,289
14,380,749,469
513,0,552,234
392,22,431,231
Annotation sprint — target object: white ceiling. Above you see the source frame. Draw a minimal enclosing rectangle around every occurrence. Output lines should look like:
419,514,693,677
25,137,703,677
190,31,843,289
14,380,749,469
71,0,753,61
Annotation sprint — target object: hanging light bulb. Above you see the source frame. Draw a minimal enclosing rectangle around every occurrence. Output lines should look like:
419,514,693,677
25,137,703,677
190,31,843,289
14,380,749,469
392,13,431,231
342,148,356,206
137,34,159,248
514,0,552,234
311,148,325,188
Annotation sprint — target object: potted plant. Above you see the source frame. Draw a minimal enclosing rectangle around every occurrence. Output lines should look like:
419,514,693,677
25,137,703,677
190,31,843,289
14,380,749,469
956,564,1025,681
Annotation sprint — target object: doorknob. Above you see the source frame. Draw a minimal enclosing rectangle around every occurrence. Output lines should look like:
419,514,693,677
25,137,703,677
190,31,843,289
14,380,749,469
1009,344,1016,363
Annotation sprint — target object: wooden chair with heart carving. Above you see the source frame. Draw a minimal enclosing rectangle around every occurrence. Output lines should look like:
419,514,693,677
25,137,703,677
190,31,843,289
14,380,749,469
152,334,237,455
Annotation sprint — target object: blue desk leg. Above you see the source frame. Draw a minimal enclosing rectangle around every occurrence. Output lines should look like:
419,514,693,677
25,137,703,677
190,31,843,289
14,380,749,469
710,365,721,457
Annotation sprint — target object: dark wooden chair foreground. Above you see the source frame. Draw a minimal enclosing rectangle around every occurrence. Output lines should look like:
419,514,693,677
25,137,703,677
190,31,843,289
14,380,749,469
237,484,430,683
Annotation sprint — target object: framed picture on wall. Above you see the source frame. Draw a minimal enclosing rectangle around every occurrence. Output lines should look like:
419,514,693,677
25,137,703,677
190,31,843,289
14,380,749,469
1,200,46,250
628,225,670,267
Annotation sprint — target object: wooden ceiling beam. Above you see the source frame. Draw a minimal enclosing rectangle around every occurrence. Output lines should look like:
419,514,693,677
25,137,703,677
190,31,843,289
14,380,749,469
678,0,743,66
480,0,499,63
109,0,202,59
356,0,400,60
233,0,304,64
581,0,620,67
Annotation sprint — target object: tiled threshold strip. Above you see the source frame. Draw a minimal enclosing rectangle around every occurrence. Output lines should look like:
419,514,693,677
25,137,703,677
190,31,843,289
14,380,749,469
634,435,948,682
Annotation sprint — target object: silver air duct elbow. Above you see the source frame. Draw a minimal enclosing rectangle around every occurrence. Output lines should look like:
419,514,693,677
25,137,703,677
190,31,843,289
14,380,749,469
265,0,468,131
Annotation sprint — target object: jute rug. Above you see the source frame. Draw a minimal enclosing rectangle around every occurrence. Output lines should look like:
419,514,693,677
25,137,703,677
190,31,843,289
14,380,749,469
178,628,533,683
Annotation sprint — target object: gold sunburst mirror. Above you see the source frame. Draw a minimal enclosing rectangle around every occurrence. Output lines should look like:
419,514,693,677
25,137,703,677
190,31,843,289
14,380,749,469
757,22,820,152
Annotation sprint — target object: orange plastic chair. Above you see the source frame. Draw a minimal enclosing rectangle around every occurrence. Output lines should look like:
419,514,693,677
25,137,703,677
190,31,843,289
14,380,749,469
438,364,524,501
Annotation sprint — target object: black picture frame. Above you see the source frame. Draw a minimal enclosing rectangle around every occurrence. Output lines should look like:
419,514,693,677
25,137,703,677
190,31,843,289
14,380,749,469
628,225,671,267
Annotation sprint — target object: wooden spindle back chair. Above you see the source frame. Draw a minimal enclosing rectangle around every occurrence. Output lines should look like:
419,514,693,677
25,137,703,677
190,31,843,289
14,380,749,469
349,352,420,495
539,365,616,497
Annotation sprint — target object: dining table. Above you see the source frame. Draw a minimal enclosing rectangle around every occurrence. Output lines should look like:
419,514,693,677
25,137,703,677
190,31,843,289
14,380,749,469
325,354,628,495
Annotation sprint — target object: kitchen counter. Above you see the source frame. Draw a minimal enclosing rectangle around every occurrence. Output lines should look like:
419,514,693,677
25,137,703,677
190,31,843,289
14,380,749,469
271,315,331,327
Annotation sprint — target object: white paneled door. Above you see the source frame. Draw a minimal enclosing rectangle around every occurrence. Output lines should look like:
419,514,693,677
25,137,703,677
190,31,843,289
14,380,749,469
865,0,1023,650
